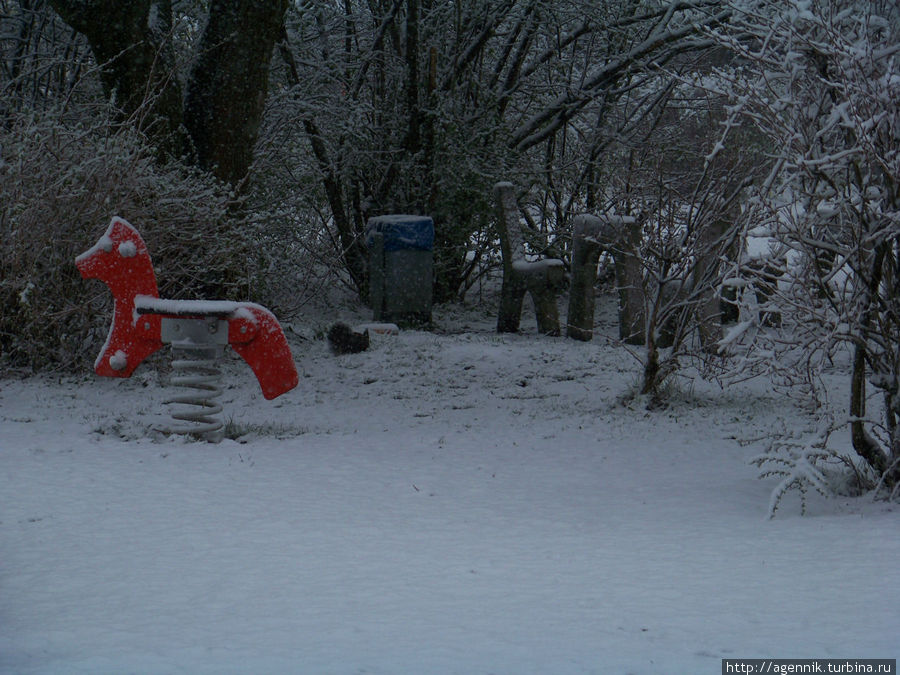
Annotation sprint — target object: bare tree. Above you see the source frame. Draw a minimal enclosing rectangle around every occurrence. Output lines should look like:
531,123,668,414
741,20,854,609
711,0,900,495
274,0,734,302
0,0,93,117
561,50,759,403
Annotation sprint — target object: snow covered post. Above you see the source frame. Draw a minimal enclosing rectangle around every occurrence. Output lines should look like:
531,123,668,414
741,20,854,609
566,213,631,341
493,182,566,336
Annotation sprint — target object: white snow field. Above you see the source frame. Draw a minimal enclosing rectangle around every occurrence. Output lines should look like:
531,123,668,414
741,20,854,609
1,302,897,674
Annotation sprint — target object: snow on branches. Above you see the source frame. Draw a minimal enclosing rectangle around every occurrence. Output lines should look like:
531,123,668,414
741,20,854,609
707,0,900,494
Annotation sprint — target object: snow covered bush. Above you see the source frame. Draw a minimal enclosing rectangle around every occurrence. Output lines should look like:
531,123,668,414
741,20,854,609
0,108,262,371
750,415,875,517
601,73,767,405
708,0,900,499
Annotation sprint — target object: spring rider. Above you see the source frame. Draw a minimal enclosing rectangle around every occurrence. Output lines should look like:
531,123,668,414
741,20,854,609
76,217,299,440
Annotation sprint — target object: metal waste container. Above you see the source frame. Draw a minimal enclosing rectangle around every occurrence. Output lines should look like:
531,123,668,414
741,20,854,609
366,215,434,325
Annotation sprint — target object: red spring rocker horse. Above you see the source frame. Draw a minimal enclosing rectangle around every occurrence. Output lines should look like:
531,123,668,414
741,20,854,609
76,217,299,401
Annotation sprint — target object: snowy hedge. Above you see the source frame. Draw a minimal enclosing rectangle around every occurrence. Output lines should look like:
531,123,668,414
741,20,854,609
0,110,263,372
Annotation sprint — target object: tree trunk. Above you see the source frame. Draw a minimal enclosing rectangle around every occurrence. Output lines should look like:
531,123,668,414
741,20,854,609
278,28,368,297
302,117,369,297
49,0,288,185
47,0,187,159
850,242,890,478
183,0,289,186
850,342,887,475
640,341,660,397
695,218,730,352
404,0,421,163
432,239,467,304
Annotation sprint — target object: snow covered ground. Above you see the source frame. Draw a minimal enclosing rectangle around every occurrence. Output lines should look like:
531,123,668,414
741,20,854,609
1,299,897,674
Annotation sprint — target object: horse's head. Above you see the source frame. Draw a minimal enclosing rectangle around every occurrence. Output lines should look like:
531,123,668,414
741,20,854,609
76,217,158,299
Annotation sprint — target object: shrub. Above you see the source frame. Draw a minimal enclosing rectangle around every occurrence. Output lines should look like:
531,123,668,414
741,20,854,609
0,108,258,371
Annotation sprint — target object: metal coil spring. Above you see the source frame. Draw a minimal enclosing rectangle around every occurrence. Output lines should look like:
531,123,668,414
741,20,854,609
164,342,225,441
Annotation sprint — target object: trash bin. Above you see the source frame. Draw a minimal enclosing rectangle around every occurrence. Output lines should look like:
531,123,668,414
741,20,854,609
366,215,434,325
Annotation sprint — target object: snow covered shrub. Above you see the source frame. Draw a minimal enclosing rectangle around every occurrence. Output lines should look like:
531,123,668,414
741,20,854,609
241,121,373,314
708,0,900,499
604,76,766,404
750,416,875,518
0,109,261,372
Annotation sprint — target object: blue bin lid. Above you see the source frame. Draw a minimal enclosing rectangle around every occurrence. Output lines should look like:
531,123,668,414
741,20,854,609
365,215,434,251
